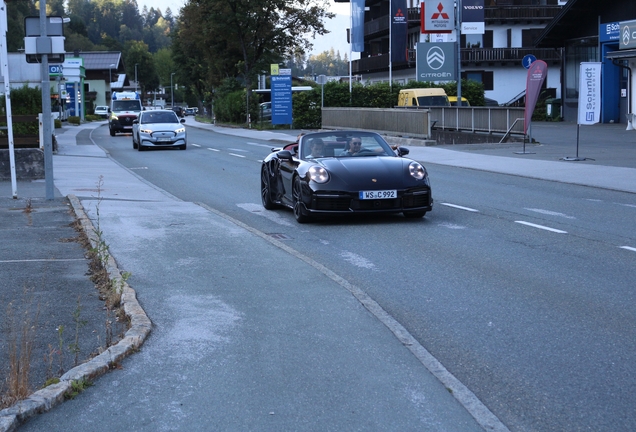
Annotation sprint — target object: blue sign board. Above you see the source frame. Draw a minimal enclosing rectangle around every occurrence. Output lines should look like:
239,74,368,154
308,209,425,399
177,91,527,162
271,75,292,125
600,22,620,43
49,65,63,76
522,54,536,69
65,82,82,117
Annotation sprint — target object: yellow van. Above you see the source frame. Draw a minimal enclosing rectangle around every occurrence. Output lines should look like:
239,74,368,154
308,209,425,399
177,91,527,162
397,88,450,107
448,96,470,106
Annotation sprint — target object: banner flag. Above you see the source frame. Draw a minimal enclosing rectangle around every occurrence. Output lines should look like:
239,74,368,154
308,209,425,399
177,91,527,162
577,62,602,125
351,0,365,52
391,0,408,62
524,60,548,134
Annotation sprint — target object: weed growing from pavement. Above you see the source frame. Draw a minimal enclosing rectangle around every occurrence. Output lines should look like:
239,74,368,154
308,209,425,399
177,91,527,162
66,378,93,399
0,290,40,409
68,296,87,367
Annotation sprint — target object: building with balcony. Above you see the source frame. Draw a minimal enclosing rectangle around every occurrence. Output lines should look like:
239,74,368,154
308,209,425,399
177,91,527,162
344,0,567,106
536,0,636,123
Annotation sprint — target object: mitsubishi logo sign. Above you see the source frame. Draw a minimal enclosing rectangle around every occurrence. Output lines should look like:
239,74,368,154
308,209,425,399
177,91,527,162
620,20,636,49
426,47,445,70
421,0,454,34
416,42,455,81
431,3,449,19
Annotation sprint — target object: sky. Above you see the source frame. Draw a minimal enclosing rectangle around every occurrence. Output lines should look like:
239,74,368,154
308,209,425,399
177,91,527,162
139,0,355,59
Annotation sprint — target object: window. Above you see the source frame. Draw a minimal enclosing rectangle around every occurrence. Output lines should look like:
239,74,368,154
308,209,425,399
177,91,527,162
462,71,494,91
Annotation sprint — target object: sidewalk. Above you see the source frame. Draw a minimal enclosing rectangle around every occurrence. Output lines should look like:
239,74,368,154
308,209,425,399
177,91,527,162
1,118,635,431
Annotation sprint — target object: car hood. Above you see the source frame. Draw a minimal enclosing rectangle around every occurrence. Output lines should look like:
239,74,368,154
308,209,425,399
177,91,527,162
138,122,184,132
315,156,422,189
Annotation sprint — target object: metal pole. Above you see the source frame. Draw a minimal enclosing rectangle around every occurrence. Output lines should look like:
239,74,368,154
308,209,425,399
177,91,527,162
349,0,352,95
457,0,462,106
171,72,175,107
1,0,17,198
135,63,138,92
389,0,392,89
40,0,54,200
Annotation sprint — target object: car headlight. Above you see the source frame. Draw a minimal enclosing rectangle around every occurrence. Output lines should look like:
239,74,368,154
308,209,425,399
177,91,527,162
308,166,329,183
140,128,153,134
175,127,186,133
409,161,427,180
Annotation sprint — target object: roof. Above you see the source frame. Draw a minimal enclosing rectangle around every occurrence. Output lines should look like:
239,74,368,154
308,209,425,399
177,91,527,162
67,51,122,72
606,49,636,59
535,0,636,48
534,0,592,47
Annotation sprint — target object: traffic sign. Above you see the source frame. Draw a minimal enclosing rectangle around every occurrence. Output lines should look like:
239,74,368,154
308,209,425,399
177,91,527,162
522,54,537,69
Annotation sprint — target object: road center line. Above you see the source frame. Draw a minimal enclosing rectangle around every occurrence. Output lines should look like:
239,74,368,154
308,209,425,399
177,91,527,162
207,148,220,152
191,143,201,147
619,246,636,252
440,202,479,212
515,221,567,234
229,153,246,158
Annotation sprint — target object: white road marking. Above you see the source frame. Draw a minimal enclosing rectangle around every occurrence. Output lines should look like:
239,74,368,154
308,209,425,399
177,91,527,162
515,221,567,234
228,148,249,152
246,142,275,148
207,148,220,152
191,143,201,147
440,203,479,212
618,203,636,208
619,246,636,252
229,153,246,158
525,208,575,219
129,167,148,170
339,251,377,270
438,223,467,230
236,203,293,226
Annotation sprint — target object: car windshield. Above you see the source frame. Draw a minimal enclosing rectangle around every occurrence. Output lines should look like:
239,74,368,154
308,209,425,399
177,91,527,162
112,100,141,111
299,132,394,160
141,112,179,124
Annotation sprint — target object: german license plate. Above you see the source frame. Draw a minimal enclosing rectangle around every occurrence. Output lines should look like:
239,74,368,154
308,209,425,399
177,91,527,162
359,190,396,200
157,137,171,142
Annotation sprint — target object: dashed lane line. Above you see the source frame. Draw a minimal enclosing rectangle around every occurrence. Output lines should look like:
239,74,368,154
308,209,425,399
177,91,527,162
515,221,567,234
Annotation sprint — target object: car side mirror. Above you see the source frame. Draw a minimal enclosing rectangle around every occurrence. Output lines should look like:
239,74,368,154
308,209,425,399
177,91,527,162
133,119,139,124
277,150,293,160
180,119,186,124
397,147,409,156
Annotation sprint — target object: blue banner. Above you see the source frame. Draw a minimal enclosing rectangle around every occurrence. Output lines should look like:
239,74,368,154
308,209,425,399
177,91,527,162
391,0,408,63
351,0,365,52
271,75,292,125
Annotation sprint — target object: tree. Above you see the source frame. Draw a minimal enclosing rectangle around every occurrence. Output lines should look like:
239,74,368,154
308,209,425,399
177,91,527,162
175,0,334,113
124,40,159,94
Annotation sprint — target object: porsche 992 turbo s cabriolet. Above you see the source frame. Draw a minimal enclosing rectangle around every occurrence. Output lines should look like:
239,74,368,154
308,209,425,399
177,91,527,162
260,131,433,223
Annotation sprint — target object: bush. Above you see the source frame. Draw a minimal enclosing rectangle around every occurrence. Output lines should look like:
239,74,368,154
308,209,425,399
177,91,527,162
67,116,81,125
54,119,62,129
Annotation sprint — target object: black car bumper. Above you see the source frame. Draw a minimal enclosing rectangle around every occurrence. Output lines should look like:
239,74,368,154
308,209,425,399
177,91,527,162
304,187,433,214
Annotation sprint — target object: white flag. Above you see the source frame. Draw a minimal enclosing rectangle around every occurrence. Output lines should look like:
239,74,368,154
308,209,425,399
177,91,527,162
577,62,601,125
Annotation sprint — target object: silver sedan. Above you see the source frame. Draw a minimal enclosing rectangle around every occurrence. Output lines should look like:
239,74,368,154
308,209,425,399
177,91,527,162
132,109,187,151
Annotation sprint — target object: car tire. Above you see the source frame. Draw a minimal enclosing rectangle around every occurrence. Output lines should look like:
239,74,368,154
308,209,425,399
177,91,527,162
403,210,426,218
260,166,278,210
179,144,187,150
138,143,145,151
110,128,116,137
292,176,311,223
132,136,138,149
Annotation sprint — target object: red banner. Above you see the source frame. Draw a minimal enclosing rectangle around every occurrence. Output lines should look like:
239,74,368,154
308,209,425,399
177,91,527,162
524,60,548,134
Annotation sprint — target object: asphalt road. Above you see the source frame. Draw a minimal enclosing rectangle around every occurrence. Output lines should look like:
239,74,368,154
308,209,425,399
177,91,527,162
16,122,636,431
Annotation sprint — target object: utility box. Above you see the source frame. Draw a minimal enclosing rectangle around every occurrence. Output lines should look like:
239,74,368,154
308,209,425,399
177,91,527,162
23,16,66,63
545,98,561,121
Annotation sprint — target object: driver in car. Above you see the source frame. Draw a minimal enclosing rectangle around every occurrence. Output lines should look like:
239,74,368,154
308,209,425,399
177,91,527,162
340,137,363,156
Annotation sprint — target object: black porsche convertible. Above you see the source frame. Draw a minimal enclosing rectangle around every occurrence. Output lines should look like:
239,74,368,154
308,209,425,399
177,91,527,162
260,130,433,223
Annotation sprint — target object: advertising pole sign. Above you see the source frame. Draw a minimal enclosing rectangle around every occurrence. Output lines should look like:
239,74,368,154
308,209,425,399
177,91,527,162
415,42,456,82
619,19,636,49
461,0,485,35
421,0,454,34
524,60,548,134
577,62,601,125
351,0,365,52
271,67,292,125
391,0,408,62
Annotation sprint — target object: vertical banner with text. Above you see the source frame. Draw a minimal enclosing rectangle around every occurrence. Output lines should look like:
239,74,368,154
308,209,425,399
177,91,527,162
577,62,602,125
351,0,365,52
391,0,408,62
271,74,292,125
524,60,548,134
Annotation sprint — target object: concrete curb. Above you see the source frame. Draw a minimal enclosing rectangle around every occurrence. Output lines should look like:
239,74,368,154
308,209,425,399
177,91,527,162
0,195,152,432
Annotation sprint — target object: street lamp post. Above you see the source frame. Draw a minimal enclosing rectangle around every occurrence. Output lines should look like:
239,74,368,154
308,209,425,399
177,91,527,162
108,63,115,102
170,72,175,108
135,63,138,92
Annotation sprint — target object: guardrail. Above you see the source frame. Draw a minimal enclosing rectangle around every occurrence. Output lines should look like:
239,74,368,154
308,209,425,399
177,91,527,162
322,108,431,139
321,106,526,139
